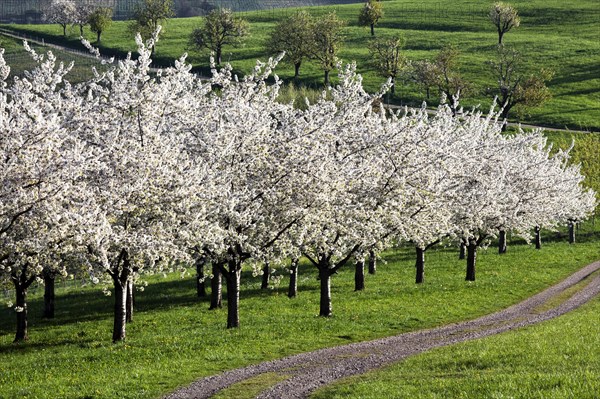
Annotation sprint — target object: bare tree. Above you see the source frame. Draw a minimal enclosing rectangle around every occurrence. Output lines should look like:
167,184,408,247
487,46,553,128
368,35,407,94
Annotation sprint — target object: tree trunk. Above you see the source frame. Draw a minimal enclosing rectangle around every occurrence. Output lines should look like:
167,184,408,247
535,226,542,249
324,70,330,86
498,230,507,254
319,266,332,317
216,48,222,66
354,259,365,291
261,262,269,290
209,263,222,309
459,240,466,260
97,31,101,42
13,280,29,342
465,239,477,281
126,279,134,323
368,250,376,274
370,23,375,36
225,267,241,329
79,24,84,36
568,220,576,244
112,276,127,342
498,30,504,45
390,77,396,94
43,270,55,319
62,24,67,36
288,258,299,298
196,258,206,297
294,62,301,78
415,246,425,284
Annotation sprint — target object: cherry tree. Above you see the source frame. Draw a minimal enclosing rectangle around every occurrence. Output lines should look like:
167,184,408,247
44,0,77,36
76,32,208,342
0,45,85,342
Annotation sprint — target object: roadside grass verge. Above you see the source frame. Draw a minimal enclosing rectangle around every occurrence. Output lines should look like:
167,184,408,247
1,0,598,131
312,295,600,399
1,229,599,399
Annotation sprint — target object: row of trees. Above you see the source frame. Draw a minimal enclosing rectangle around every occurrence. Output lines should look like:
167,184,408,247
1,31,595,344
44,0,113,41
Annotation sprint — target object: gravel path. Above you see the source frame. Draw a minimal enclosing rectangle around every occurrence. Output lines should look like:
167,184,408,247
166,260,600,399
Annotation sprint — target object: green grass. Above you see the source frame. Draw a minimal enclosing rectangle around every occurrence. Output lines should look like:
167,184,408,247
1,225,599,399
1,0,599,131
312,293,600,399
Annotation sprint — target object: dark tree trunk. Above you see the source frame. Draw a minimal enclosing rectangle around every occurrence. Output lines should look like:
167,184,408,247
465,239,477,281
216,47,222,66
42,270,55,319
294,62,301,78
354,259,365,291
459,240,466,260
261,262,269,290
498,29,504,45
324,70,330,86
79,24,84,36
97,31,102,42
370,23,375,36
225,266,241,329
288,258,299,298
415,246,425,284
426,87,430,99
568,220,576,244
209,263,222,310
196,258,206,297
319,266,332,317
390,77,396,94
498,230,507,254
126,280,134,323
535,226,542,249
112,276,127,342
368,250,376,274
13,280,28,342
62,24,67,36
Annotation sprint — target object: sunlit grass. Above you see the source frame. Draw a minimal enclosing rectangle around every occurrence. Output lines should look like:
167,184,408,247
2,0,598,130
1,226,599,398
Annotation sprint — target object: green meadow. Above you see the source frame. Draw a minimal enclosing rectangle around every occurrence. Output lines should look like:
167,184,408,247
1,0,599,131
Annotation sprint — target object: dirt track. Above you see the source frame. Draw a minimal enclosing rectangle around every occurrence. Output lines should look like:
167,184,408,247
166,260,600,399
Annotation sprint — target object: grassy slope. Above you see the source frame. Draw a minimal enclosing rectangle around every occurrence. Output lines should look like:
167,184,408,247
1,233,599,398
312,296,600,399
1,0,599,130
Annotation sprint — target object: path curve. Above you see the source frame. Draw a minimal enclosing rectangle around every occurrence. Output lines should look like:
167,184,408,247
166,260,600,399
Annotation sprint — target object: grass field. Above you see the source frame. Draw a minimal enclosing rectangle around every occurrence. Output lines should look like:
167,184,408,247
312,295,600,399
1,226,599,398
1,0,598,131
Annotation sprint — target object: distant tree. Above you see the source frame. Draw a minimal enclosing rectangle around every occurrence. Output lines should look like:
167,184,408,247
487,46,553,128
489,2,520,45
44,0,77,36
189,8,249,66
368,35,407,94
73,3,93,36
267,11,315,79
412,59,437,99
358,0,383,36
130,0,175,53
89,7,113,43
311,12,345,85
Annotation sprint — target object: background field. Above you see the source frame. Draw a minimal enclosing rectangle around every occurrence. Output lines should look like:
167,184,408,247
1,0,599,131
